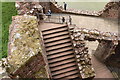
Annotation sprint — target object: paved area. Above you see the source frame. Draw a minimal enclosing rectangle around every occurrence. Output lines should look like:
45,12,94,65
52,13,119,33
91,55,114,78
72,15,119,33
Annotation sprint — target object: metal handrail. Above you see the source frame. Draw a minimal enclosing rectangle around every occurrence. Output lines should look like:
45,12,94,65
44,14,71,24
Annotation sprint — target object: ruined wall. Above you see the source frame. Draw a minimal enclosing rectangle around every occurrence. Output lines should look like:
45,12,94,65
106,42,120,68
69,26,120,63
69,25,95,79
101,1,120,19
39,2,51,13
94,41,118,62
16,1,120,18
16,2,43,15
50,2,64,13
7,16,48,78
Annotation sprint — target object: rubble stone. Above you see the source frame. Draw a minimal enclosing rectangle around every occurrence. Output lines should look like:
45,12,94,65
68,24,120,79
69,25,95,79
0,58,12,80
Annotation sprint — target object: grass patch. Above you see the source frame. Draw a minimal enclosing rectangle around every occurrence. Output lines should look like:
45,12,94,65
1,2,17,59
0,2,2,59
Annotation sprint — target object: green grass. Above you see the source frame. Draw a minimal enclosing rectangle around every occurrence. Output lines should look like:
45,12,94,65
1,2,17,59
0,2,2,59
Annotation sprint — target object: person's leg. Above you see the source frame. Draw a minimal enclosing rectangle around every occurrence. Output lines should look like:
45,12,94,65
48,15,50,21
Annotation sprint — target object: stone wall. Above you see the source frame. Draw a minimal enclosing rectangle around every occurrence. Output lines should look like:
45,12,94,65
16,1,120,18
105,42,120,68
69,25,119,62
50,2,63,13
94,41,118,62
7,15,48,78
16,2,43,15
101,1,120,19
39,2,51,13
69,25,95,79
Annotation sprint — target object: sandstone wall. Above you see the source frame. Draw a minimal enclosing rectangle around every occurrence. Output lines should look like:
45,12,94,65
94,41,118,62
69,26,119,62
105,42,120,68
7,15,48,78
69,25,95,79
50,2,63,13
15,1,120,19
39,2,50,13
101,1,120,19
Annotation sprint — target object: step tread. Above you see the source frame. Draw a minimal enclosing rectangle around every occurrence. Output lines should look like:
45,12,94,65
46,43,72,51
49,58,75,68
44,35,69,43
60,74,79,79
47,47,73,55
53,70,78,79
48,55,75,63
43,31,69,39
45,39,71,47
51,62,76,71
42,25,67,32
43,27,68,36
46,45,72,52
48,50,74,59
52,66,78,76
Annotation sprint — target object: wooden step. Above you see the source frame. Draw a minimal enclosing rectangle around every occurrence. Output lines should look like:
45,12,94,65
47,47,73,55
44,35,69,44
63,74,79,79
53,70,78,79
42,25,67,32
48,55,75,64
51,62,76,72
46,45,72,52
45,39,71,48
43,31,69,40
46,43,72,51
42,27,68,36
49,59,75,68
47,50,74,59
52,67,78,76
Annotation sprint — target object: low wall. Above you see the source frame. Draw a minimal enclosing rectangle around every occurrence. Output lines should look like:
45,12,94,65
69,25,96,79
100,1,120,19
16,1,120,19
69,25,119,62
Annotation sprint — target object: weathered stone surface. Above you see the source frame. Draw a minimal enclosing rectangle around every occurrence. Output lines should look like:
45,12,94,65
16,2,43,15
68,24,120,78
101,1,120,19
71,27,120,41
69,25,119,62
0,58,12,80
69,25,95,79
8,15,48,78
105,42,120,68
94,41,118,62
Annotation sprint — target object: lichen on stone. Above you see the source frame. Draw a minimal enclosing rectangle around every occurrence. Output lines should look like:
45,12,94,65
0,58,12,80
34,66,48,78
8,15,42,73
